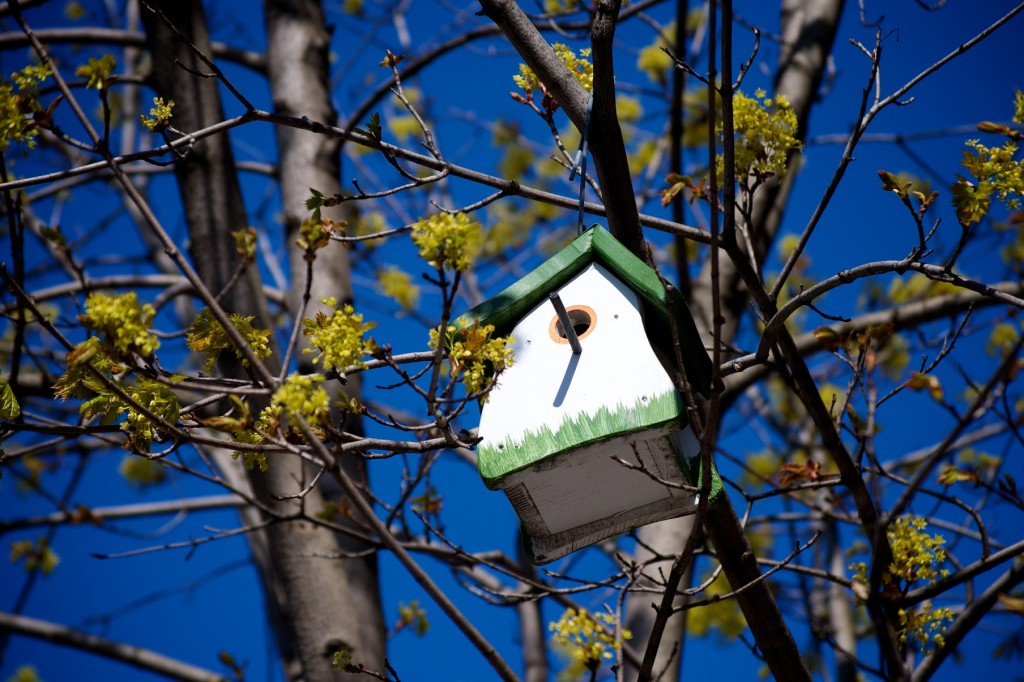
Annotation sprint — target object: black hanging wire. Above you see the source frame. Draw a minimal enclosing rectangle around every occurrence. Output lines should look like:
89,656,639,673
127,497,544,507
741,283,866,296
569,91,594,235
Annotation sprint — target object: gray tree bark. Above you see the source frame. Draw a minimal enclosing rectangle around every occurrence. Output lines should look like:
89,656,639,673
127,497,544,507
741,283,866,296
624,516,695,680
142,2,384,680
263,0,387,672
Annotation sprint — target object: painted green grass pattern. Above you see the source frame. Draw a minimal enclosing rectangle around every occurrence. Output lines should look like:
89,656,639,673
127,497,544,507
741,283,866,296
478,390,685,485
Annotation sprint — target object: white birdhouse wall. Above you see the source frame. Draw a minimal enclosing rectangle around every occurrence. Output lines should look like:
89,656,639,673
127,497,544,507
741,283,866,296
476,263,682,483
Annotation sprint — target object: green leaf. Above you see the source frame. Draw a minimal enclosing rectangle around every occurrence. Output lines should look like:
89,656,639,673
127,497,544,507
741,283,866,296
119,456,167,488
305,187,324,211
905,371,944,402
0,378,20,419
397,600,429,636
367,112,381,139
879,169,903,194
814,327,842,352
331,649,353,670
937,464,977,486
355,112,382,142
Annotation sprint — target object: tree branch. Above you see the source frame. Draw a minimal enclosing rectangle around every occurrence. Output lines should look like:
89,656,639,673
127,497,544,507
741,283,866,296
0,27,265,71
0,107,711,244
0,611,224,682
0,494,244,532
758,262,1024,362
724,280,1024,384
477,0,643,256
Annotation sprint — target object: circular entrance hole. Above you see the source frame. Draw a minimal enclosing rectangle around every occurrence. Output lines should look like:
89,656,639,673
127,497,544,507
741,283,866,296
557,309,592,338
548,304,597,344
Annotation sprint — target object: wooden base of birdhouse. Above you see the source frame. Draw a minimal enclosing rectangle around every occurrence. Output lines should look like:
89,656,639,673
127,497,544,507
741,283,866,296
500,427,702,564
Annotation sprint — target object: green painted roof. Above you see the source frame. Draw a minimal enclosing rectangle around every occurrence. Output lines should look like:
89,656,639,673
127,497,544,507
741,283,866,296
457,226,713,395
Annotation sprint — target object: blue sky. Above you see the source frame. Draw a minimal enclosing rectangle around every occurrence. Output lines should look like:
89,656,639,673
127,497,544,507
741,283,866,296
2,1,1024,681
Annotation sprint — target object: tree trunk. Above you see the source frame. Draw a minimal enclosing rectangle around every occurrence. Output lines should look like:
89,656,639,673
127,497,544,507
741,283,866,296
624,516,695,681
264,0,387,671
142,2,385,679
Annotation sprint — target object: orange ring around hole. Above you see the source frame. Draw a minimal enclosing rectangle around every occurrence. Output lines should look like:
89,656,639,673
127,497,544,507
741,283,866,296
548,304,597,344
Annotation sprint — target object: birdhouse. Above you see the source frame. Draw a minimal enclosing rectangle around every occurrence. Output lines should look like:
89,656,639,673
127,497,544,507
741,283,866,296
458,226,720,564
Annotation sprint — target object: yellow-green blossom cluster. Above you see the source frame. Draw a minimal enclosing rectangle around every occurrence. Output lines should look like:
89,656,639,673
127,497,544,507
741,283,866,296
719,89,800,181
887,272,961,304
302,298,376,372
350,211,386,245
964,137,1024,206
11,64,52,92
951,90,1024,225
887,516,949,586
65,1,86,19
411,212,482,272
850,517,952,652
513,43,592,95
76,376,180,452
141,96,174,132
75,53,116,90
232,430,267,472
544,0,579,12
636,23,675,84
221,373,337,471
852,516,949,591
119,378,181,451
186,308,273,373
80,292,160,358
430,322,514,401
952,138,1024,225
378,267,420,310
264,373,330,428
10,536,59,575
897,601,953,653
0,63,52,150
549,607,631,676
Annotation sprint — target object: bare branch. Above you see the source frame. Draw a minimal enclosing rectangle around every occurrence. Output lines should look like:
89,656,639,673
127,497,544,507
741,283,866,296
0,27,265,71
0,611,225,682
0,494,244,532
